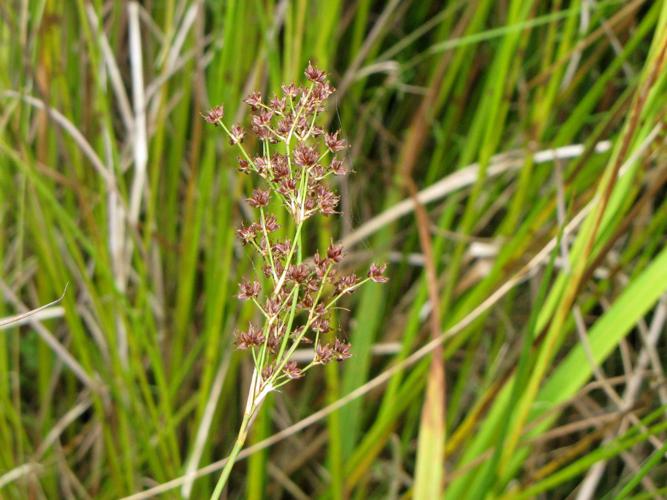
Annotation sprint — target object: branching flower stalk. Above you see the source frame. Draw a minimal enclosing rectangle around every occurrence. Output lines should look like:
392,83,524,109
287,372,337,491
204,63,387,499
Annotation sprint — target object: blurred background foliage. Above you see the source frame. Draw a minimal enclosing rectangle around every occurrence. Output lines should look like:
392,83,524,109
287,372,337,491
1,0,666,498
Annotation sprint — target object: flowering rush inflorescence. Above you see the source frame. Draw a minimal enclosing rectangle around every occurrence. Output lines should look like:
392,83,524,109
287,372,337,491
206,62,387,498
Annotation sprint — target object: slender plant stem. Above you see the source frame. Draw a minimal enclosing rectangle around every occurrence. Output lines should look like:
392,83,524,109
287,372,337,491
210,406,254,499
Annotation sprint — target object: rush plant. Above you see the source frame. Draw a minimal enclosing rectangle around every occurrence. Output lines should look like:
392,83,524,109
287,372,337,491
204,62,387,498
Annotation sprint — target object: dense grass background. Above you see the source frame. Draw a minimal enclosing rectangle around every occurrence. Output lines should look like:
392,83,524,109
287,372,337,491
1,0,667,498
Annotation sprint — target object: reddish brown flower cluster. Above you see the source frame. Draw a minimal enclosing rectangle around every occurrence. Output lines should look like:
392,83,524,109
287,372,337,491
231,65,342,223
235,324,264,350
202,104,224,124
205,62,387,390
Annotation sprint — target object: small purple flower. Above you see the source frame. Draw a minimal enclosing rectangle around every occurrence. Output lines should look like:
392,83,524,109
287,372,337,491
244,92,262,109
202,104,224,124
264,214,279,232
238,280,261,300
253,109,273,127
294,144,319,167
265,297,282,316
272,240,291,258
336,274,358,294
230,124,245,144
368,263,388,283
312,316,330,333
283,361,303,379
272,158,290,180
288,264,310,284
327,243,344,263
247,189,270,208
315,343,334,364
262,364,274,380
267,329,281,353
270,95,286,113
278,178,297,196
236,223,257,245
325,131,347,152
235,324,264,350
333,339,352,361
304,61,327,83
310,82,335,103
254,157,268,174
276,117,292,136
330,159,347,175
281,83,300,98
317,187,339,215
238,158,252,174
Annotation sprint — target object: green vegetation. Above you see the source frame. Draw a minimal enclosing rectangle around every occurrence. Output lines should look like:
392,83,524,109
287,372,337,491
1,1,666,498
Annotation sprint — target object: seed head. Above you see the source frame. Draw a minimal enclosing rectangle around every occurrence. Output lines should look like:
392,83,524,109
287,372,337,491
262,364,275,380
278,178,297,196
368,263,388,283
236,223,257,245
283,361,304,379
304,61,327,83
317,187,339,215
202,104,224,124
325,131,347,152
235,324,264,350
327,243,344,263
270,95,286,113
238,280,261,300
311,81,335,102
264,214,279,232
265,297,282,317
244,91,262,109
230,124,245,144
281,83,300,98
272,240,291,259
314,251,327,268
333,339,352,361
330,159,347,175
254,109,273,126
254,157,268,174
204,63,387,392
336,274,358,294
288,264,310,284
315,343,334,364
276,117,292,136
272,155,290,179
267,329,281,353
312,316,330,333
299,293,315,310
247,189,270,208
238,158,252,174
294,144,319,167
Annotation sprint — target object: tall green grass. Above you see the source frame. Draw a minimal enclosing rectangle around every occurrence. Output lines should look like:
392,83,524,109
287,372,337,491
1,0,666,498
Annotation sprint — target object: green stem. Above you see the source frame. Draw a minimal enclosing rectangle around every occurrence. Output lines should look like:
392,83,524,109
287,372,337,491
210,408,253,499
259,208,277,280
